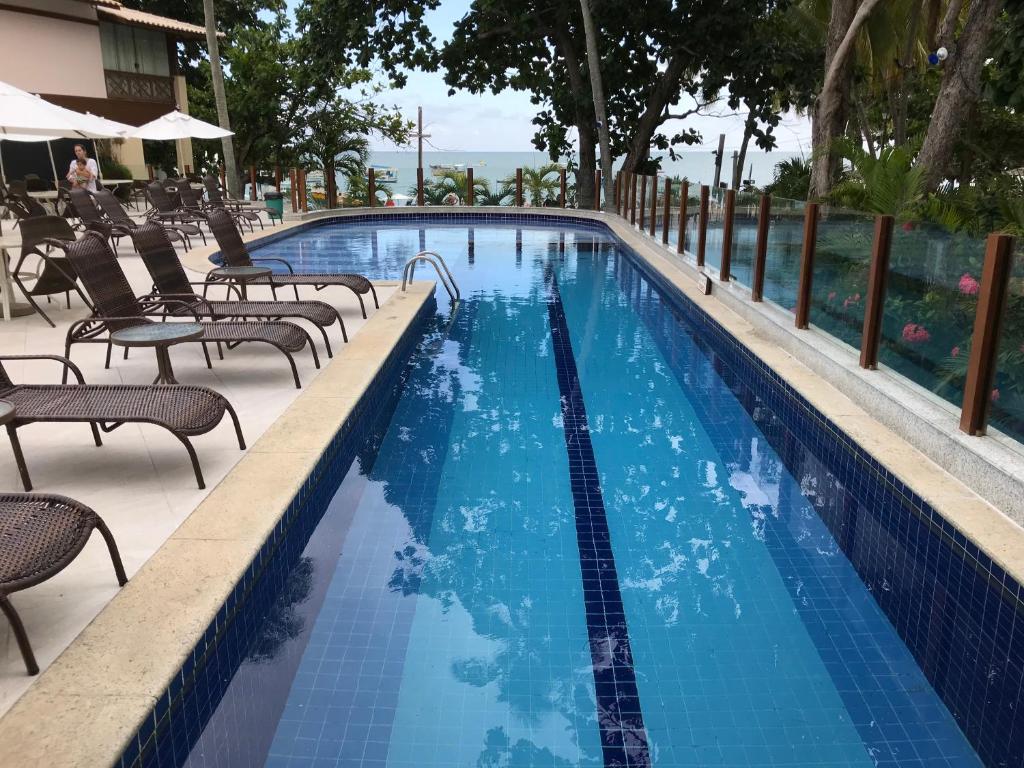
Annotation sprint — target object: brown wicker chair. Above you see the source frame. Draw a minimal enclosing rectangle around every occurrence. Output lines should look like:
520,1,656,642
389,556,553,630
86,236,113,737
11,216,89,327
131,223,347,355
0,492,128,675
58,232,320,388
206,209,378,319
68,188,116,244
202,176,263,232
0,353,245,489
144,183,207,246
92,189,192,250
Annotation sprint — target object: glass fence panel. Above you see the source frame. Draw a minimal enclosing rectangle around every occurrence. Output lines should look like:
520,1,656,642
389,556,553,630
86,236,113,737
704,187,724,273
761,196,805,310
877,223,987,410
989,247,1024,443
728,192,761,287
809,207,875,351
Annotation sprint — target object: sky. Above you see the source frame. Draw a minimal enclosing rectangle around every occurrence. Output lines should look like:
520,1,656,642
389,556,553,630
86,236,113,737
295,0,813,157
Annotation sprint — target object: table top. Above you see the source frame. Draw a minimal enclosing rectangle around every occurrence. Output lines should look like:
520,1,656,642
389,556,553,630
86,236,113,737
110,322,204,348
27,190,58,199
0,399,14,426
0,234,21,250
100,179,133,185
210,265,272,280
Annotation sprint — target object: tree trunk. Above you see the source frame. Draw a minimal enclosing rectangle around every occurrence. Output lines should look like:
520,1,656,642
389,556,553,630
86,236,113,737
619,54,687,175
917,0,1004,190
577,125,597,210
892,0,924,147
732,109,756,189
809,0,883,199
549,17,595,209
579,0,614,211
202,0,239,196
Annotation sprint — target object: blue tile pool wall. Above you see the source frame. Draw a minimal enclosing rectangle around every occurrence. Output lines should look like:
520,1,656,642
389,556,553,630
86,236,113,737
118,293,438,768
609,247,1024,767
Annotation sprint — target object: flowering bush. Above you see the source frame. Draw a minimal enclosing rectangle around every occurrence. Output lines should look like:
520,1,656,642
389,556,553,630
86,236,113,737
958,273,980,295
902,323,931,344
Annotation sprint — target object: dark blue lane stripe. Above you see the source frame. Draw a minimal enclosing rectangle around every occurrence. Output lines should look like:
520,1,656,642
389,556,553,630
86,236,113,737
544,263,651,768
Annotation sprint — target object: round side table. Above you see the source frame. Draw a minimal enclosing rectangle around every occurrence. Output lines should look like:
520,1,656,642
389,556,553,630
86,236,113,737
110,322,204,385
208,265,272,300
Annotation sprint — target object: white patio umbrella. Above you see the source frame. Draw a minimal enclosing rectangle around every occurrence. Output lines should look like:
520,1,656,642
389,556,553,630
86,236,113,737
0,133,61,185
130,110,233,140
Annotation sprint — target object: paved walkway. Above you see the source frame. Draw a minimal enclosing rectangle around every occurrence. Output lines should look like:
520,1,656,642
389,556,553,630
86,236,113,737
0,221,393,715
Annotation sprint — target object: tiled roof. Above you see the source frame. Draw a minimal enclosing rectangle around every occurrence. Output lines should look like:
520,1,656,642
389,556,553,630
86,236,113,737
96,2,220,39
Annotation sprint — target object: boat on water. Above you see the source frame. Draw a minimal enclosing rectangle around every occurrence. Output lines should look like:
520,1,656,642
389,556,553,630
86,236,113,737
370,165,398,183
430,163,465,176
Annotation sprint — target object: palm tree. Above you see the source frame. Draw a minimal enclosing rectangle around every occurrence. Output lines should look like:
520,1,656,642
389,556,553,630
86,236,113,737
474,179,515,206
828,137,925,218
503,163,562,206
202,0,239,195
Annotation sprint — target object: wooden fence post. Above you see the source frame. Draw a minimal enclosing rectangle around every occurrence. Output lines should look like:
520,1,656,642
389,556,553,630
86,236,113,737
298,169,307,212
719,189,737,281
249,166,257,200
960,233,1016,435
751,194,771,301
638,176,647,230
516,168,523,206
794,202,821,329
661,177,671,244
594,169,601,211
560,167,567,208
697,185,710,267
288,168,297,212
630,173,638,224
466,167,474,206
859,215,895,368
416,168,424,206
368,167,376,207
676,181,689,255
649,177,658,237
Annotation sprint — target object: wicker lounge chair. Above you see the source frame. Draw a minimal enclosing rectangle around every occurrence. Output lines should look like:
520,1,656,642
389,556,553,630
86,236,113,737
144,183,207,245
12,216,89,327
206,209,378,319
0,492,127,674
201,177,263,232
131,222,347,355
0,353,245,490
68,188,116,243
58,232,320,388
92,189,193,250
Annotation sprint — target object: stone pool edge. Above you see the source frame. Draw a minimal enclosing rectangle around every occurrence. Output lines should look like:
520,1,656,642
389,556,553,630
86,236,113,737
0,280,436,768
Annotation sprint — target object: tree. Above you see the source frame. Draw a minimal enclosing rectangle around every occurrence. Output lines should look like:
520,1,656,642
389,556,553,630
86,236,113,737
808,0,886,199
202,0,239,195
579,0,613,211
916,0,1006,189
502,164,562,206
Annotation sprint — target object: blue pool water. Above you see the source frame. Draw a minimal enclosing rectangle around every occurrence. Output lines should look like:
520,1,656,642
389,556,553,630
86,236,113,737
176,218,1001,767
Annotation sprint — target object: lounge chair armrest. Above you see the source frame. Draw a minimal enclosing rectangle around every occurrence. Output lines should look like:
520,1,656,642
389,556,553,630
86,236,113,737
137,298,203,321
0,354,86,385
250,257,295,274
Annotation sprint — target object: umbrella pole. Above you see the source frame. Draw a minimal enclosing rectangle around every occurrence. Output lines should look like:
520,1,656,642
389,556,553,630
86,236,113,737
47,141,59,188
93,139,103,180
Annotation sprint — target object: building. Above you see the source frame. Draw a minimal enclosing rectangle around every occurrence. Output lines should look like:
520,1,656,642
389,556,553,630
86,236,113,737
0,0,213,180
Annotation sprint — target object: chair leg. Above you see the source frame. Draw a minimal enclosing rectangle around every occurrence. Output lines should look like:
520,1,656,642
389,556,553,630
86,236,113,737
369,284,379,309
318,325,333,358
6,424,32,491
104,342,112,370
172,432,205,489
223,400,246,450
123,347,129,360
355,293,367,319
93,518,128,586
90,422,103,447
0,596,39,675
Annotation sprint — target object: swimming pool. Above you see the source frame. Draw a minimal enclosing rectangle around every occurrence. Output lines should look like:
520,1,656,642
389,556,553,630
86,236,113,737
131,216,1023,767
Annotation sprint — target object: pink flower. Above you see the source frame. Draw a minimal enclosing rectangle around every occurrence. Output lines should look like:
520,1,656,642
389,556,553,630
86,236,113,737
853,293,861,301
842,293,861,310
958,274,980,296
901,222,914,232
902,323,931,344
951,346,960,357
992,388,1001,402
828,291,837,302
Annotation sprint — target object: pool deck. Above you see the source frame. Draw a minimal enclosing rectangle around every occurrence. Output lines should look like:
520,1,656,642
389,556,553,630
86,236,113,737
1,207,1023,767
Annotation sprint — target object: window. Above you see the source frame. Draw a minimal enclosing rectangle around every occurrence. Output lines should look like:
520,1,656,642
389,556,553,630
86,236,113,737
100,22,169,76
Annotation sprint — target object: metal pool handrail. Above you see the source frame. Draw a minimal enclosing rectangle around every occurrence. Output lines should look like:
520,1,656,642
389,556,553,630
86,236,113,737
401,251,460,302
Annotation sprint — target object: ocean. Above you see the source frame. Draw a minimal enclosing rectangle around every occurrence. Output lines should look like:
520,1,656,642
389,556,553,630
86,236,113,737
360,150,803,194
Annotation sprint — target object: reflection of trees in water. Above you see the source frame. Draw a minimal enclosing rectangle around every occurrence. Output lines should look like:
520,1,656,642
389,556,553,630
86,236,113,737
246,557,314,664
475,726,581,768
